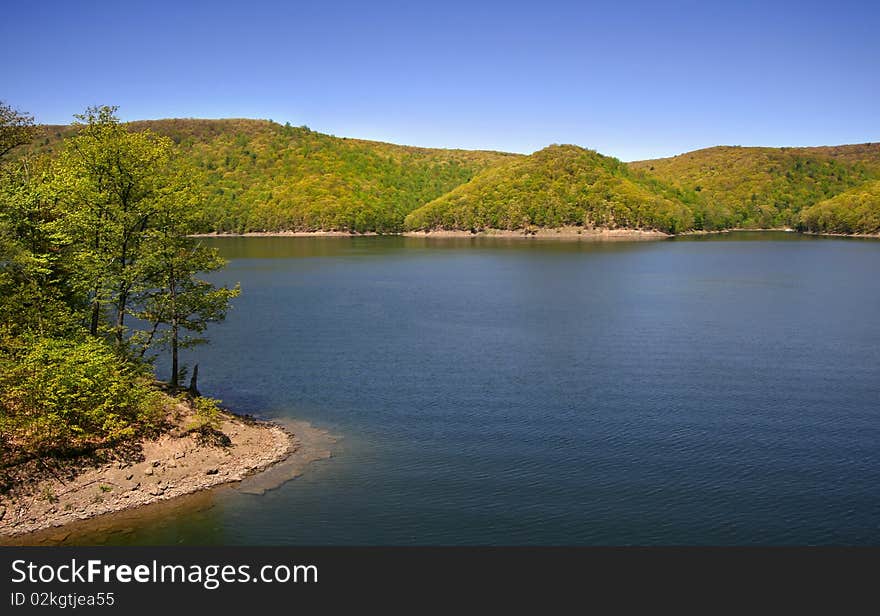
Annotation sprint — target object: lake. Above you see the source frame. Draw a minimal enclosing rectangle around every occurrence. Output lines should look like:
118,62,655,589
46,232,880,544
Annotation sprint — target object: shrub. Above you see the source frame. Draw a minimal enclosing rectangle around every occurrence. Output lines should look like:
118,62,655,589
189,396,222,431
0,337,164,461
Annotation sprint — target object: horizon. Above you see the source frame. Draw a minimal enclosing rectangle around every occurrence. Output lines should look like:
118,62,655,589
29,114,880,162
3,0,879,161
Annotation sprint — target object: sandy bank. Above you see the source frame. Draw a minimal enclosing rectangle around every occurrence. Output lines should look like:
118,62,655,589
678,228,880,239
676,227,795,236
191,228,671,240
190,227,880,241
403,228,670,240
801,231,880,239
0,406,334,539
190,230,382,237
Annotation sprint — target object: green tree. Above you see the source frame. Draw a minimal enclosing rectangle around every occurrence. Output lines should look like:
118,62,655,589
0,101,35,162
50,106,175,342
1,103,241,463
0,102,75,338
0,336,164,462
134,166,240,388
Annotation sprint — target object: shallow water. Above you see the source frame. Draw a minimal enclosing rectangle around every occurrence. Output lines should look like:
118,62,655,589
36,232,880,544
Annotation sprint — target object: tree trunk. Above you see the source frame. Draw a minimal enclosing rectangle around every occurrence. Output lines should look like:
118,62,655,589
115,289,127,345
168,258,178,389
89,298,100,336
188,364,200,396
171,321,179,390
115,229,130,345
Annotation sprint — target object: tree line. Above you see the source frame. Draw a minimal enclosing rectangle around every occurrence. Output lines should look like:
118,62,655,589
27,118,517,235
0,103,238,464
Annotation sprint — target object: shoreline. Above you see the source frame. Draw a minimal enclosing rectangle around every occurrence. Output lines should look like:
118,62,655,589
0,405,335,540
191,227,880,240
403,228,670,240
191,228,671,240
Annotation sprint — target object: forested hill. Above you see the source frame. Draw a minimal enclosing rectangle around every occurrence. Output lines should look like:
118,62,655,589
28,121,880,235
30,119,518,233
629,144,880,230
799,179,880,234
404,145,699,233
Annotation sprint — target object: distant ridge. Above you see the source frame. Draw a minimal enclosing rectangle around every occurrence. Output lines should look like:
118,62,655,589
405,144,695,233
630,143,880,230
27,120,880,235
29,118,517,234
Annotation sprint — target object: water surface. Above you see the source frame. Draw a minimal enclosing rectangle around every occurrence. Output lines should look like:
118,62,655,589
46,232,880,544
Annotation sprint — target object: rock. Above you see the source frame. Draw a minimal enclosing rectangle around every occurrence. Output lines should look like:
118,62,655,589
0,506,5,520
144,468,154,476
151,460,161,467
125,473,134,481
131,483,140,491
206,468,219,475
173,451,185,459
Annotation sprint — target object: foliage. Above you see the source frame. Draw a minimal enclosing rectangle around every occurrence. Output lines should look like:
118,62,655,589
798,180,880,234
0,105,239,464
28,119,516,234
629,144,880,229
0,336,165,461
48,106,177,341
0,101,35,161
22,121,880,236
0,156,80,338
134,176,240,387
405,145,697,233
189,396,222,431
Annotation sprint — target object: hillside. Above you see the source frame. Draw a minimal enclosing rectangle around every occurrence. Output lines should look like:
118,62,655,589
27,121,880,236
798,179,880,234
630,144,880,229
30,119,517,233
404,145,697,233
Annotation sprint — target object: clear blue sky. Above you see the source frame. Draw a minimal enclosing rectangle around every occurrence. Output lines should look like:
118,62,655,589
2,0,878,160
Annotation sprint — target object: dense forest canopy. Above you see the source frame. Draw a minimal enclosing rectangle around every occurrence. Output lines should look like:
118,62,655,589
630,144,880,230
24,118,880,236
799,179,880,234
28,119,516,234
0,104,236,466
405,143,880,234
404,145,699,233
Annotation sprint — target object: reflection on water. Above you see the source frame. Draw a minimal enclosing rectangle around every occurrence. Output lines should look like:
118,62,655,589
3,488,226,546
194,233,675,259
193,230,846,260
10,231,880,545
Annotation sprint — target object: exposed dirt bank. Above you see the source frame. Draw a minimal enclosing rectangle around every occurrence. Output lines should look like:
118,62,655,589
191,228,671,240
0,406,334,539
402,228,671,240
190,228,880,240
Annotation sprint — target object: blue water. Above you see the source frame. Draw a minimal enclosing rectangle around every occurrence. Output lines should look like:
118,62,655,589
55,233,880,544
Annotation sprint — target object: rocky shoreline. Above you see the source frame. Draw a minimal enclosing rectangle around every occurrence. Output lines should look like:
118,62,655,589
191,227,671,240
403,228,671,240
0,406,333,539
190,227,880,240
